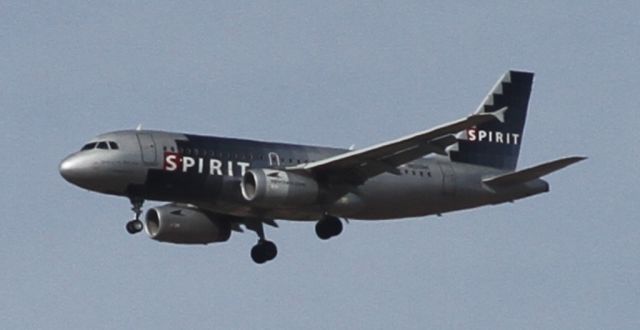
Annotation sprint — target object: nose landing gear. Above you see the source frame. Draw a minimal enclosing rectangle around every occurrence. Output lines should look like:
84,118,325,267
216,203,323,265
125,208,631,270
125,198,144,234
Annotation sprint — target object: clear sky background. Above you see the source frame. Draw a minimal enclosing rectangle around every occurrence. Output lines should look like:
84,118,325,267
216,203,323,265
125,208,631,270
1,1,638,329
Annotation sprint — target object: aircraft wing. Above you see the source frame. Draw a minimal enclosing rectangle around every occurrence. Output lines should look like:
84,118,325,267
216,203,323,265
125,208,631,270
287,108,507,182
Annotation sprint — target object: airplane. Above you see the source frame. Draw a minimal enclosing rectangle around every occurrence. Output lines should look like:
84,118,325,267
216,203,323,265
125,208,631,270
59,70,585,264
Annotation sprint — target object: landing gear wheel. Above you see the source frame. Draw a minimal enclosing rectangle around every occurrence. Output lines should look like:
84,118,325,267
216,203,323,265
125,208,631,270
126,197,145,235
262,241,278,260
126,219,144,234
247,221,278,264
251,240,278,264
315,216,343,240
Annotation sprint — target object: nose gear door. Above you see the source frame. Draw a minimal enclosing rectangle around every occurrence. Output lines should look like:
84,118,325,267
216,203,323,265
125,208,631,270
136,133,157,164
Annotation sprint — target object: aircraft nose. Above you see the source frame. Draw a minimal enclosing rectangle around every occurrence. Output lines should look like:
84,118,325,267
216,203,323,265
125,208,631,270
59,155,77,182
60,149,131,194
59,154,91,185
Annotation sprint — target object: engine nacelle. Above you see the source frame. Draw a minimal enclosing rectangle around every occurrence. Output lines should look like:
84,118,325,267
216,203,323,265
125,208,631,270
240,169,319,207
145,204,231,244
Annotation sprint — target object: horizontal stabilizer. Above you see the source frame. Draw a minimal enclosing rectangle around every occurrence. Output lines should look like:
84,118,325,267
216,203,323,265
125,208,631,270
483,156,586,186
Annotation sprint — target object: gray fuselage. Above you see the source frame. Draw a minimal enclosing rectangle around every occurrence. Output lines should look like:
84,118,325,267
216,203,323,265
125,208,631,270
60,130,549,221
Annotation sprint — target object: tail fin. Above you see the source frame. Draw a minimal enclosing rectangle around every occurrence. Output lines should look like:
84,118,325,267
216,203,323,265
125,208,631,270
450,70,534,170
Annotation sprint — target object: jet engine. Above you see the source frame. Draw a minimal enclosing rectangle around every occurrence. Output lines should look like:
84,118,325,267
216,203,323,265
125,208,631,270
240,169,319,207
145,204,231,244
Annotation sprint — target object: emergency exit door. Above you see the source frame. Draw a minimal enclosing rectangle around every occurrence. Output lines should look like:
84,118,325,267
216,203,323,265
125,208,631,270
137,133,157,164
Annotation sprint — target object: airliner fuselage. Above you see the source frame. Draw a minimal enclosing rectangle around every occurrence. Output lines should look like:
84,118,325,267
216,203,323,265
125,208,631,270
60,130,548,221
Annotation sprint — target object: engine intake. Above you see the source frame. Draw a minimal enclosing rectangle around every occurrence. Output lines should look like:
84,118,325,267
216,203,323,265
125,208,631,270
241,169,319,207
145,204,231,244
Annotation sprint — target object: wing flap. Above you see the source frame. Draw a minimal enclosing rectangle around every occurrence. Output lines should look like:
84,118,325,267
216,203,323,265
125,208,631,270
483,156,587,187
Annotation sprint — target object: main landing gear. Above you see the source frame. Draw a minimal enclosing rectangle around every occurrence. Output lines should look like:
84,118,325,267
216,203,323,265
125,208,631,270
315,215,343,240
125,198,144,234
247,214,344,263
249,222,278,264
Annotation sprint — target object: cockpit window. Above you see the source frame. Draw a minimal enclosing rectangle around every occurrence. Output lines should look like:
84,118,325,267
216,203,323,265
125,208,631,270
81,142,97,151
81,140,119,151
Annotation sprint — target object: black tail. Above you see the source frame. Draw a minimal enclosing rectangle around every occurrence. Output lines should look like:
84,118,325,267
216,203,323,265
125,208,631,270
450,70,534,170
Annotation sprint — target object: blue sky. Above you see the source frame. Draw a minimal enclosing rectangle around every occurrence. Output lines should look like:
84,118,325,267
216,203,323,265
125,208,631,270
1,1,638,329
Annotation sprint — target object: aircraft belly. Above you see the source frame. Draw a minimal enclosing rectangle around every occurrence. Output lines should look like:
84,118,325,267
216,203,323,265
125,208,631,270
345,174,445,219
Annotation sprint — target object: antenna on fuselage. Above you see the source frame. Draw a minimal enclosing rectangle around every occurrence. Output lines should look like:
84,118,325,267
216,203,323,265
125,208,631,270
136,124,143,131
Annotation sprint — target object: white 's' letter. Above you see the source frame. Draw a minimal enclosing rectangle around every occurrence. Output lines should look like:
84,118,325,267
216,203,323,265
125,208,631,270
165,154,178,171
468,129,477,141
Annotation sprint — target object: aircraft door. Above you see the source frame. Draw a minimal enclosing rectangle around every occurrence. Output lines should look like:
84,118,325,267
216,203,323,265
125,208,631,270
438,162,456,197
137,133,157,164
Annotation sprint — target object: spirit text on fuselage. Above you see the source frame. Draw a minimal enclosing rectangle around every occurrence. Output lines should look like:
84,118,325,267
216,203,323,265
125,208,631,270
164,153,250,177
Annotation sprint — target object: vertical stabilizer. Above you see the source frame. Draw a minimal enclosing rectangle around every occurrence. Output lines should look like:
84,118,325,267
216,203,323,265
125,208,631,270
449,70,534,170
